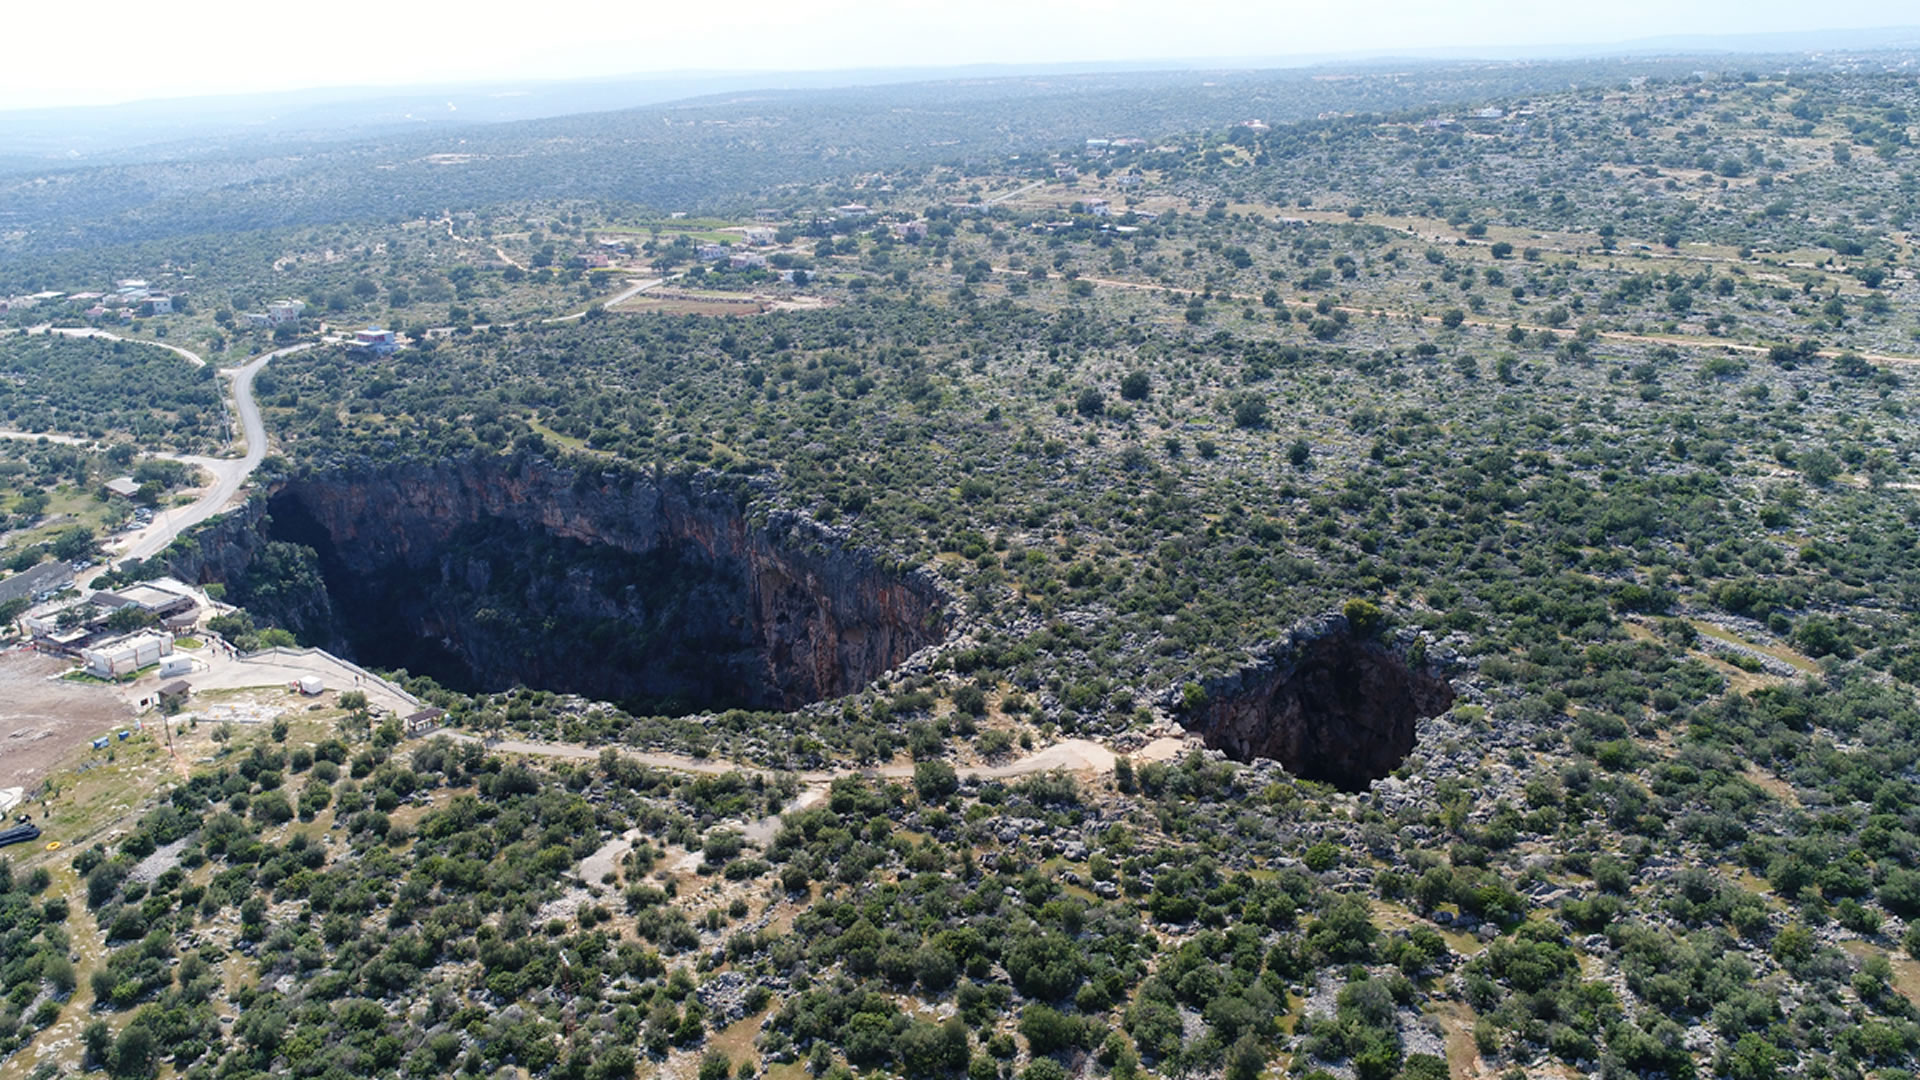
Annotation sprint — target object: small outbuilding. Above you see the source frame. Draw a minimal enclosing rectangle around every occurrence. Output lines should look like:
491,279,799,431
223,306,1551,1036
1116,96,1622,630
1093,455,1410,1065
157,680,190,705
403,707,446,737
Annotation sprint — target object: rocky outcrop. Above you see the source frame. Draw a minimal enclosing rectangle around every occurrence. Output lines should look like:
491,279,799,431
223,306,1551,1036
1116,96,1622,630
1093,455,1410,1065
1177,615,1454,792
173,456,950,713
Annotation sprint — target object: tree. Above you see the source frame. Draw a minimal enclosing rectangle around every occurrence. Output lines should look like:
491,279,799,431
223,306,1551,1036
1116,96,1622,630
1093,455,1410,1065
1230,392,1268,429
915,760,959,802
1020,1005,1085,1055
1440,308,1466,330
1119,371,1151,401
105,605,156,632
112,1022,159,1079
52,525,96,561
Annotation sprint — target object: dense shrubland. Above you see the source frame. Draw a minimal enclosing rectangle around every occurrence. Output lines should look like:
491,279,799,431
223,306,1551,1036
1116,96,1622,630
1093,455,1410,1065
10,58,1920,1080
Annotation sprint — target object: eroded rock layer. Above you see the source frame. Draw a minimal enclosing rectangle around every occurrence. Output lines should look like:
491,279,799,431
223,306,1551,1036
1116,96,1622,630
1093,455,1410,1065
1179,616,1454,792
176,457,948,713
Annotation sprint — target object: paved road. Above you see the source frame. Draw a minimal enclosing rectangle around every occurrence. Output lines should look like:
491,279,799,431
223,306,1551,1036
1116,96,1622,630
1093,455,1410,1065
0,329,310,565
41,325,205,368
119,342,313,563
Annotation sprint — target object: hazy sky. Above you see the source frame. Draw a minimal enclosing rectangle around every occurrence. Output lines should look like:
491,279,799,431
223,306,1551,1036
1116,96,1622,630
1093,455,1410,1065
1,0,1911,110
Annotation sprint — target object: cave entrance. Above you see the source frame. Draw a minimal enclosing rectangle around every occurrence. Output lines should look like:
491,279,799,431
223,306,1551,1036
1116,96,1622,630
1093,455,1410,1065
226,464,945,716
1182,631,1453,793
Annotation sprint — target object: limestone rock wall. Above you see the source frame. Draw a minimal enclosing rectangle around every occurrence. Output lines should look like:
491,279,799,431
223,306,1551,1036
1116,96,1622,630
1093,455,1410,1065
1179,615,1455,792
172,456,950,711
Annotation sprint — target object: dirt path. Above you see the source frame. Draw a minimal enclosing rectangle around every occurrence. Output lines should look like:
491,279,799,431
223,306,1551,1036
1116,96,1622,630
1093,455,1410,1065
448,732,1187,784
454,729,1188,856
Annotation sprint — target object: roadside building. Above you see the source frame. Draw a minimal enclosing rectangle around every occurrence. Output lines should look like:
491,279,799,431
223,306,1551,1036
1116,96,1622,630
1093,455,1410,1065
157,680,191,706
92,583,198,622
349,327,400,355
403,707,445,737
104,477,141,499
82,632,173,678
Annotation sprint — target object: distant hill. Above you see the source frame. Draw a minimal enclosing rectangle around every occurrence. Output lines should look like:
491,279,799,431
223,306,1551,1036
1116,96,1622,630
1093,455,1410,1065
3,49,1915,254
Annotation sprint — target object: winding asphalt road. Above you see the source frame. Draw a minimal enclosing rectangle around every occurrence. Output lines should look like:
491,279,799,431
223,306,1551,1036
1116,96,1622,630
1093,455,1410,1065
6,328,315,565
118,341,314,563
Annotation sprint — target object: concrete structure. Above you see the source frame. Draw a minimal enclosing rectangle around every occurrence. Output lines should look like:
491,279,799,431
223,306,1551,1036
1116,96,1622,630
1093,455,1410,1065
350,327,399,355
92,583,197,621
158,680,190,705
142,295,173,315
159,655,193,679
890,221,928,240
267,299,305,325
834,204,870,219
83,632,173,678
1086,199,1111,217
297,675,324,695
696,243,729,261
728,252,768,270
744,227,776,246
104,476,141,499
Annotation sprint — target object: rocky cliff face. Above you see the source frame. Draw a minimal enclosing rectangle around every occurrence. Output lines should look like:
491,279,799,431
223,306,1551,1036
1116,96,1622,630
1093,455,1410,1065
1178,615,1455,792
174,457,950,713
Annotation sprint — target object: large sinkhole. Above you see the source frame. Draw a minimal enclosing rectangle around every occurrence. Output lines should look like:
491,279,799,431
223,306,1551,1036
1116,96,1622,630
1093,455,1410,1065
1180,622,1454,792
210,459,946,715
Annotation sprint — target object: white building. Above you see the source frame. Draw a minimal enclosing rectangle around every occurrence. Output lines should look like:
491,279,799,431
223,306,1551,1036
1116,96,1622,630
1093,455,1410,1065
82,632,173,678
266,299,305,325
744,227,776,245
350,327,399,355
697,243,729,261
